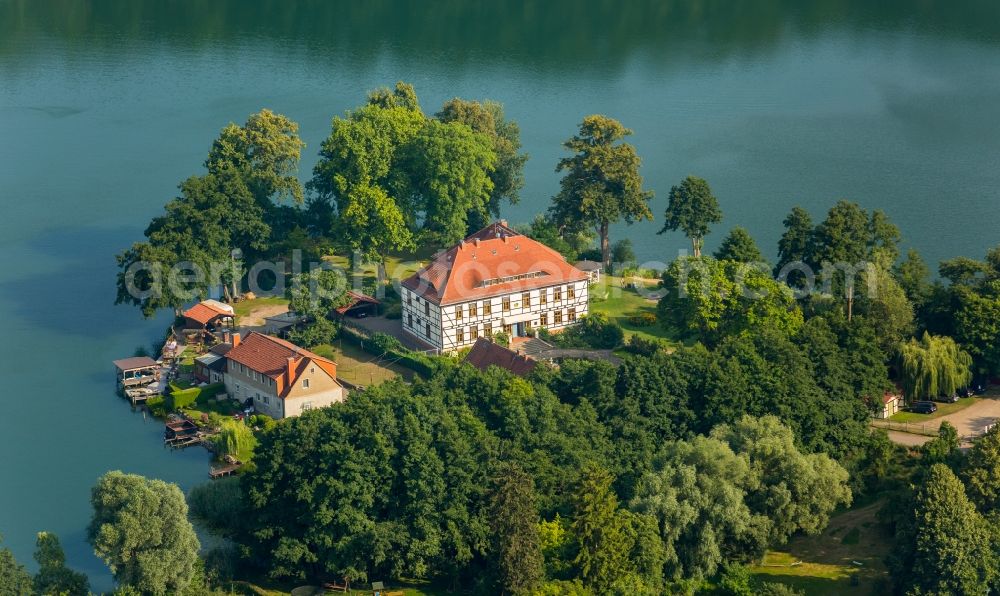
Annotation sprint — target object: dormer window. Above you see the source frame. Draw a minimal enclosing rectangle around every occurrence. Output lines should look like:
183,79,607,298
479,271,547,288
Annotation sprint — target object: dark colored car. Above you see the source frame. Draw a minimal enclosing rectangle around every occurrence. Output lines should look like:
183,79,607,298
910,401,938,414
934,394,959,404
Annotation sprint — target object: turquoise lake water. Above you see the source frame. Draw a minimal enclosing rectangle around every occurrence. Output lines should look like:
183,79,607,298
1,1,999,590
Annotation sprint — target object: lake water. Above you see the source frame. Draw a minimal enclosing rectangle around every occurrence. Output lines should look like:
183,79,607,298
2,0,1000,590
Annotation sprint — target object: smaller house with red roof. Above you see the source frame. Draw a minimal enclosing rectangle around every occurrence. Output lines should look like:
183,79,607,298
222,331,345,419
400,221,590,352
182,299,235,332
465,338,538,377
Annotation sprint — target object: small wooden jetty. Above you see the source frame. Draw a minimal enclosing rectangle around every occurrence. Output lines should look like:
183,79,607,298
124,386,157,404
209,462,240,479
209,455,242,479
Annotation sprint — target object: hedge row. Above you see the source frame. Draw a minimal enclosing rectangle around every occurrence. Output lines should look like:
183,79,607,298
167,382,225,410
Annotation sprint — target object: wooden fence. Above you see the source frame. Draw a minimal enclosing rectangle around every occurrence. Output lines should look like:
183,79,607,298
870,419,941,437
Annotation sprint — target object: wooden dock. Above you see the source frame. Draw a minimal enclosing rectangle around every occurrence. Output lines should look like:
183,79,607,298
209,463,240,479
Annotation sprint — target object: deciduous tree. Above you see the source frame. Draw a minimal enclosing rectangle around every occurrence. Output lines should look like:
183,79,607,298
659,175,722,258
399,120,497,245
0,534,32,596
550,115,653,269
88,471,200,595
437,98,528,220
33,532,89,596
206,109,306,205
710,416,852,544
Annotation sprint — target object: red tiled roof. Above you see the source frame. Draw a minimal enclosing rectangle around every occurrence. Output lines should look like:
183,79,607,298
465,338,538,377
883,392,901,404
334,291,381,315
401,222,588,305
225,332,338,398
184,301,233,326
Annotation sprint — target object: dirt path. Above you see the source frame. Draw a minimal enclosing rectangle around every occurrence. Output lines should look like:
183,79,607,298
238,304,288,327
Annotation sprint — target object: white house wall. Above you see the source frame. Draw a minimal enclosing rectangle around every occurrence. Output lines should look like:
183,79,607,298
401,280,589,352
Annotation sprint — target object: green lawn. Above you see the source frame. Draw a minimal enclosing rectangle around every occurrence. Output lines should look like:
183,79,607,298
588,276,677,345
889,397,979,423
311,340,413,386
750,501,891,595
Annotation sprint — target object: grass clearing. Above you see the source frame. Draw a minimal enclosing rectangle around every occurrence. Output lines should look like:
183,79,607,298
890,397,979,422
588,276,677,345
750,500,891,595
235,296,290,323
312,340,413,387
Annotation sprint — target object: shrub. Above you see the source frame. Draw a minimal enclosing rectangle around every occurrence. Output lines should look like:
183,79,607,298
145,395,168,418
369,332,404,355
564,313,624,349
247,414,277,432
287,317,339,348
384,303,402,319
493,331,511,347
623,335,665,356
627,312,657,327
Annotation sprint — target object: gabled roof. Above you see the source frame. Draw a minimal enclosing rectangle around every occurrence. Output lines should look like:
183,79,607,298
402,222,588,305
465,338,538,377
184,300,234,326
225,332,338,398
334,291,381,315
574,260,603,272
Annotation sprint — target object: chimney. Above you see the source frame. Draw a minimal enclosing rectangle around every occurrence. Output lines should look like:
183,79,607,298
286,356,296,385
231,332,241,348
500,219,508,227
223,331,231,344
474,237,480,247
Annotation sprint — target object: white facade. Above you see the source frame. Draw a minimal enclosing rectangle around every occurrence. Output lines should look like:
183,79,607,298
401,280,589,352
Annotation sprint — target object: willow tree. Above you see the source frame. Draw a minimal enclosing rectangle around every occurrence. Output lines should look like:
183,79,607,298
212,419,257,461
898,333,973,401
550,115,654,269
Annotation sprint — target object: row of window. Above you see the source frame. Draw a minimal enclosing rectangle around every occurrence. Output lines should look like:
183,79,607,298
405,313,434,341
405,291,433,316
453,286,578,321
230,360,276,389
229,361,312,390
452,310,579,345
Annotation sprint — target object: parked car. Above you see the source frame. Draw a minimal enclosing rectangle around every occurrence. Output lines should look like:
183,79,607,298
934,394,959,404
910,401,938,414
